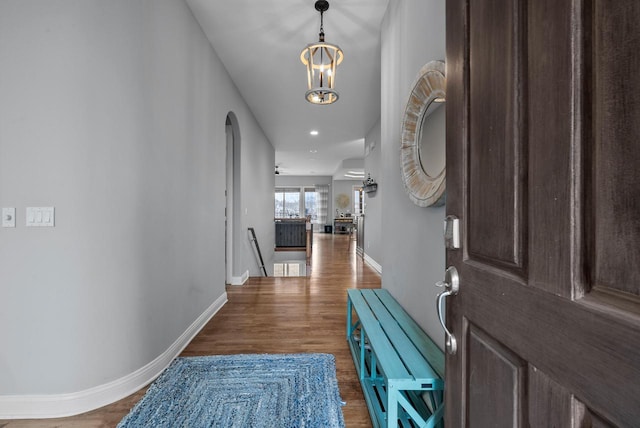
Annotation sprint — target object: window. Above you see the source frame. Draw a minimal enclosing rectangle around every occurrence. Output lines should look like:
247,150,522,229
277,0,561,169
304,188,318,221
316,185,329,226
275,186,328,227
353,186,364,215
274,188,301,218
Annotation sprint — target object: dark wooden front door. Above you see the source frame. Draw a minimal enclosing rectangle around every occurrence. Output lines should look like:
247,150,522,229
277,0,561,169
445,0,640,426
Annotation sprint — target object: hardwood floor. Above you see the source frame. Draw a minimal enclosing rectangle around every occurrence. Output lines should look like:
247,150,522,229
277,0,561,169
0,233,379,428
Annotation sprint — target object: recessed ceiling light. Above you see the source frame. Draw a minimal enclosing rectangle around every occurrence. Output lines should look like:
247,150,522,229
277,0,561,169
310,130,319,136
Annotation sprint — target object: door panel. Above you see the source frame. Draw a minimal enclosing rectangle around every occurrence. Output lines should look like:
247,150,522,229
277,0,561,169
468,0,526,271
592,0,640,296
467,325,526,427
446,0,640,426
527,0,582,298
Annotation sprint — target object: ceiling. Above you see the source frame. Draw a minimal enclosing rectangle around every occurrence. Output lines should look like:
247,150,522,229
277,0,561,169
185,0,389,178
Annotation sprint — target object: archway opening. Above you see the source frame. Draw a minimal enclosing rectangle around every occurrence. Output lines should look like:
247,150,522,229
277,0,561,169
225,112,241,284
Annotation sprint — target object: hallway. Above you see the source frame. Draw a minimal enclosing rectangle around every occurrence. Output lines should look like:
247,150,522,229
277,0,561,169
1,233,380,427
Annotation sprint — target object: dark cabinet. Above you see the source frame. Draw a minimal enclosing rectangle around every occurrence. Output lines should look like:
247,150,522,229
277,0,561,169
275,219,310,247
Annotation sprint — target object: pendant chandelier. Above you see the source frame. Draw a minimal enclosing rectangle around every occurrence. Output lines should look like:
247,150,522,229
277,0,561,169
300,0,344,105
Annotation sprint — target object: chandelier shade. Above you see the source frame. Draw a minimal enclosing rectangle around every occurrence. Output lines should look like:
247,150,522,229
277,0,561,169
300,1,343,105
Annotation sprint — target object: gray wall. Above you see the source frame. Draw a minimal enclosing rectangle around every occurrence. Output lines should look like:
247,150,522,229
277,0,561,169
332,179,361,218
237,116,276,278
0,0,274,399
380,0,446,348
364,120,382,265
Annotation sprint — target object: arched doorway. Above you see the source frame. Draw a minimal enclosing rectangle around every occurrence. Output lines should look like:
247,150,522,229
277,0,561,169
225,112,241,284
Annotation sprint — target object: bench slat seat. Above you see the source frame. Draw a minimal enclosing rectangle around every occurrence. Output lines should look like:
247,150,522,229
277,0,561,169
360,290,441,382
374,290,445,379
347,290,412,380
347,289,445,428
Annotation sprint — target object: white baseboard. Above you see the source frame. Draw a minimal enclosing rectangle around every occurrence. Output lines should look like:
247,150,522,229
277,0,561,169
230,270,249,285
364,253,382,274
0,292,228,419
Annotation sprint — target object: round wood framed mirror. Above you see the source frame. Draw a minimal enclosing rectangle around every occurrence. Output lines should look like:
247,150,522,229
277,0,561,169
400,60,446,207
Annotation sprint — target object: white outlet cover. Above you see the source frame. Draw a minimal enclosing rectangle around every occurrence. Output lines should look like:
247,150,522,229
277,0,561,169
2,207,16,228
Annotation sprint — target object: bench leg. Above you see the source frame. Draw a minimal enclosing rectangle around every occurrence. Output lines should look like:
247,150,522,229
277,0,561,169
360,330,367,381
387,384,398,428
346,298,353,340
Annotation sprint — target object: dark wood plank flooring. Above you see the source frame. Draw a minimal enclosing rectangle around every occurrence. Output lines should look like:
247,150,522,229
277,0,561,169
0,233,379,427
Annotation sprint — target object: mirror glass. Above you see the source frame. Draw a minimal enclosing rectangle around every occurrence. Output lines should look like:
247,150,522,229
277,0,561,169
418,99,446,178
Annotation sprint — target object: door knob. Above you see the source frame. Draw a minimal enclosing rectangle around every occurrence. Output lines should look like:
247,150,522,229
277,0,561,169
436,266,459,354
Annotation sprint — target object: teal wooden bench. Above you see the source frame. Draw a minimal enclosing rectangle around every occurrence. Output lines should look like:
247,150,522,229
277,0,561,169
346,289,445,428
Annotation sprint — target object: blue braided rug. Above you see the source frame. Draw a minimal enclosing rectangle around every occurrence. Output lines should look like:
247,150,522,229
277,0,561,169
117,353,345,428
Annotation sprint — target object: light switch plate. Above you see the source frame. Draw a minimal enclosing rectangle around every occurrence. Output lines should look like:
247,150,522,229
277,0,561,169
26,207,55,227
2,207,16,227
